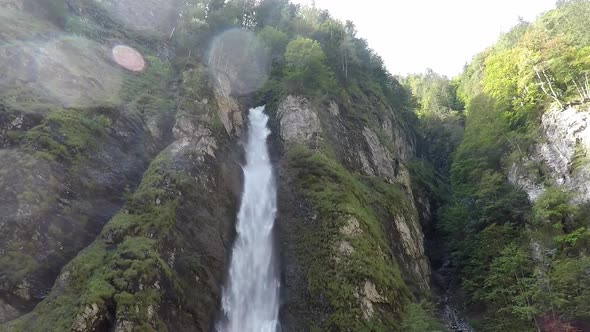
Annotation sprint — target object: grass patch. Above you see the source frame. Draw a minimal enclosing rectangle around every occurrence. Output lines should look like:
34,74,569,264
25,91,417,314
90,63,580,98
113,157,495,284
400,301,445,332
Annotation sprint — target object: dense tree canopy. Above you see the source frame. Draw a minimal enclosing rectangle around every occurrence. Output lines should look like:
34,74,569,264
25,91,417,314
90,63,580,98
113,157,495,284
435,1,590,330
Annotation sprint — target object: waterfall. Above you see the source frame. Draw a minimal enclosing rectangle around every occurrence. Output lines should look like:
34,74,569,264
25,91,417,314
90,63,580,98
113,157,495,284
218,106,280,332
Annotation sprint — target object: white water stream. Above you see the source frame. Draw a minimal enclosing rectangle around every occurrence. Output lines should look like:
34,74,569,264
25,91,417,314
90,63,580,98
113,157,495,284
218,106,280,332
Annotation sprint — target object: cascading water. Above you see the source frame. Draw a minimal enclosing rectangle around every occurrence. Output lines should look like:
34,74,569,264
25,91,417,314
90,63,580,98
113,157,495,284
218,106,280,332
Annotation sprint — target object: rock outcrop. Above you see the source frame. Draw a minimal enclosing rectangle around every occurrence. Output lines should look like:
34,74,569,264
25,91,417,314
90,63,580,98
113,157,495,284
274,95,432,331
509,104,590,203
0,107,170,321
0,3,181,320
2,74,243,331
277,95,322,146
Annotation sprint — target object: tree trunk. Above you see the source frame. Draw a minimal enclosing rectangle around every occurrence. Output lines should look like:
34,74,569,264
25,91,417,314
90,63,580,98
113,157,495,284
572,79,585,101
542,69,562,107
535,67,563,108
345,53,348,80
584,73,590,100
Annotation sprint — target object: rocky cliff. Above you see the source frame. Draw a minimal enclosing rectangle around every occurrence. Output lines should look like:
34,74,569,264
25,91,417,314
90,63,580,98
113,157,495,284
509,103,590,203
2,63,246,331
272,95,432,330
0,1,182,322
0,1,440,331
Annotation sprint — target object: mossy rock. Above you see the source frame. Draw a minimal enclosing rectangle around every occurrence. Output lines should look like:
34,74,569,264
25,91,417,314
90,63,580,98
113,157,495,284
284,145,414,331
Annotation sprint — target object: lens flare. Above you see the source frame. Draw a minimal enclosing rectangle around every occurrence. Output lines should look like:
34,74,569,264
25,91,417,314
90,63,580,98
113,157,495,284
112,45,145,72
0,35,123,109
208,29,271,96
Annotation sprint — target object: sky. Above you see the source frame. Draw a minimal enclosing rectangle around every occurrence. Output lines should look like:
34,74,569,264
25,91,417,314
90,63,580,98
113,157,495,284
292,0,557,77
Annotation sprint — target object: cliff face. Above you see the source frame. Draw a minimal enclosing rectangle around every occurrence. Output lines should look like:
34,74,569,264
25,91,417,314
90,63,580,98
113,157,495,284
3,67,245,331
273,96,431,330
509,103,590,203
0,2,180,322
0,2,439,331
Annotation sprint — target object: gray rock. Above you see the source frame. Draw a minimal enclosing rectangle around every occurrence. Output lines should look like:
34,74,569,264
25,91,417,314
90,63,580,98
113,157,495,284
72,303,103,332
509,104,590,203
277,96,321,146
171,113,217,157
362,127,396,181
215,92,243,137
114,320,134,332
392,212,431,291
0,299,19,323
357,280,386,320
328,101,340,116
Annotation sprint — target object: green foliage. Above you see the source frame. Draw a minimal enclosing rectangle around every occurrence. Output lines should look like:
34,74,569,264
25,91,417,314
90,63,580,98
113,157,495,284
401,302,445,332
571,141,588,171
257,26,289,58
555,227,590,255
122,55,175,118
174,1,412,125
175,2,209,56
181,65,212,104
482,49,521,103
548,256,590,320
532,187,576,225
406,70,464,116
478,244,539,330
449,94,510,195
460,0,590,114
441,3,590,330
408,159,450,202
405,71,465,173
284,37,336,94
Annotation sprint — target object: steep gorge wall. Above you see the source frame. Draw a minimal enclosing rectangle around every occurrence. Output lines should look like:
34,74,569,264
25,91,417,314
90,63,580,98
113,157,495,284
272,95,432,330
0,1,246,329
0,2,181,322
2,66,246,331
0,2,440,331
1,89,436,331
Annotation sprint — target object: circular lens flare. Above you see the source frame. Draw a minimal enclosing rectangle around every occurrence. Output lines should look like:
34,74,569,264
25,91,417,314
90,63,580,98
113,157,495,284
112,45,145,72
208,29,270,96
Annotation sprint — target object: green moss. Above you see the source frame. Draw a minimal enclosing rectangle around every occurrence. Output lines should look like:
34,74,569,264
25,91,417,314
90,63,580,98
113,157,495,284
0,252,39,285
286,145,412,331
21,109,111,162
3,149,191,331
122,56,174,112
175,66,229,136
85,279,116,306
